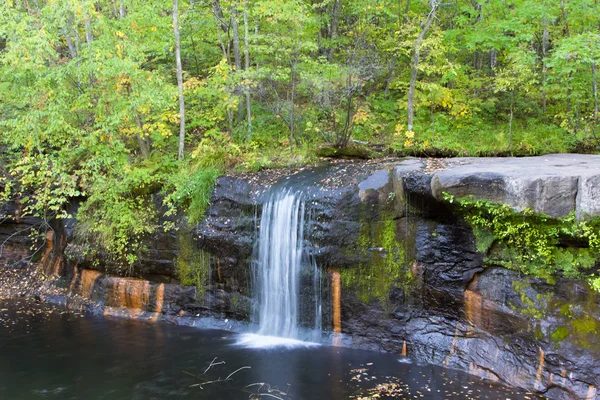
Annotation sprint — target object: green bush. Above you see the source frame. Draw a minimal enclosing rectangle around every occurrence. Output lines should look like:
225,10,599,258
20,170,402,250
445,194,600,286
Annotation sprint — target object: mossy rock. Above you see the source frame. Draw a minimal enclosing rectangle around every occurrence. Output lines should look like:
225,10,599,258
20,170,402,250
315,144,374,159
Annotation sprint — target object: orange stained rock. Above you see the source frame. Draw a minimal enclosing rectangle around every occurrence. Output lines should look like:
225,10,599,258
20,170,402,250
69,266,79,293
401,340,407,357
535,347,545,390
110,278,151,310
586,385,597,400
331,269,341,334
40,231,54,274
80,269,102,299
154,283,165,316
464,289,484,327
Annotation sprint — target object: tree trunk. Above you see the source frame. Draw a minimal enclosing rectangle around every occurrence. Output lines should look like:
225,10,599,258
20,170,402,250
212,0,228,32
231,2,243,123
403,0,411,24
508,91,514,149
593,61,598,124
541,16,549,115
243,0,252,138
490,48,497,69
407,0,438,132
212,0,230,62
134,113,150,159
328,0,341,61
567,81,572,115
65,33,77,58
210,0,233,134
289,59,297,149
119,0,126,18
173,0,185,160
560,0,569,37
85,18,93,44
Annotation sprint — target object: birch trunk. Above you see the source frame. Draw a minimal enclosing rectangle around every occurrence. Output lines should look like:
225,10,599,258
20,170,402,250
173,0,186,160
407,0,438,132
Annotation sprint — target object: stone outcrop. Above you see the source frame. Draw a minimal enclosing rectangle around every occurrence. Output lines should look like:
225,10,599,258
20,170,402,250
2,154,600,399
428,154,600,219
195,155,600,399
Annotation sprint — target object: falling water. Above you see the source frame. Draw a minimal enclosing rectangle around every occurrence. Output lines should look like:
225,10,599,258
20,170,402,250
252,188,322,341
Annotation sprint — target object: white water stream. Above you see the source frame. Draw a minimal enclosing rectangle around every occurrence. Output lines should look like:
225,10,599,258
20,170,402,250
241,189,321,346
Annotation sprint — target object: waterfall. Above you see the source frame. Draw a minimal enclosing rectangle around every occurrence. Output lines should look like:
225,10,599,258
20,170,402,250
252,188,322,341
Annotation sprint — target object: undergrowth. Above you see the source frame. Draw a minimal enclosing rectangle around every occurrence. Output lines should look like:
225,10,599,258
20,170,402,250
444,194,600,290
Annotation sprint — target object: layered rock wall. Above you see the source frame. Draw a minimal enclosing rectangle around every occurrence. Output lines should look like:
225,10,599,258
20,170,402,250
2,155,600,399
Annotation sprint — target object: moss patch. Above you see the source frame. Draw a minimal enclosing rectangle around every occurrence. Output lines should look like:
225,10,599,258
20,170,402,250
175,232,212,300
340,213,415,307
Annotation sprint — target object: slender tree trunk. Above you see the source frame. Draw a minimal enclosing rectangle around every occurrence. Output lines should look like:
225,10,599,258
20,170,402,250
119,0,126,18
211,0,234,133
508,91,514,149
560,0,569,37
541,15,549,115
64,10,79,59
189,34,201,76
134,113,150,159
65,33,77,58
407,0,438,132
575,103,580,133
119,6,148,159
173,0,185,160
231,3,243,123
212,0,228,32
212,1,229,61
289,59,297,149
243,0,252,138
85,18,93,44
593,61,598,124
567,76,572,115
328,0,341,61
490,48,497,69
110,0,118,18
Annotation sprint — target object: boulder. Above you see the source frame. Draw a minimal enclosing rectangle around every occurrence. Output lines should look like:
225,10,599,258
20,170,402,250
430,154,600,219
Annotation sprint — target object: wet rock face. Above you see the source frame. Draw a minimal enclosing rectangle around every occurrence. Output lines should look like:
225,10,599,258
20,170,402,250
340,267,600,400
196,176,261,282
0,201,40,267
3,156,600,399
194,158,600,398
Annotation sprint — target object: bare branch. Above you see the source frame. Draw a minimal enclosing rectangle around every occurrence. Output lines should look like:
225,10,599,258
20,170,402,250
225,366,251,381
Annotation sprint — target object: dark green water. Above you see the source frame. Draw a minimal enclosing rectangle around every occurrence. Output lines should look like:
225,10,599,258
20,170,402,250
0,299,543,400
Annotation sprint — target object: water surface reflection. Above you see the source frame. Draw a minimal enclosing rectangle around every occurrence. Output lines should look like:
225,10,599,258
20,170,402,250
0,300,544,399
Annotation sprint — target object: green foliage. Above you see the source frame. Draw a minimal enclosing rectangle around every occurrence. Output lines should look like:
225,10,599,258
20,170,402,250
75,163,164,270
2,0,600,274
445,194,600,286
164,165,221,225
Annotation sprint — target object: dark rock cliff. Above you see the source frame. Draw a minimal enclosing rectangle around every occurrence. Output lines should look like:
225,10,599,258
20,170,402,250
2,155,599,399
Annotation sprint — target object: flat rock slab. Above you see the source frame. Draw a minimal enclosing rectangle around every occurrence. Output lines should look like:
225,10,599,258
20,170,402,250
428,154,600,219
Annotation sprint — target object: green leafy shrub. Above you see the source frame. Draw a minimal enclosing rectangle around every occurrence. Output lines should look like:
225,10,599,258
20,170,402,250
163,166,220,225
76,164,163,272
445,194,600,287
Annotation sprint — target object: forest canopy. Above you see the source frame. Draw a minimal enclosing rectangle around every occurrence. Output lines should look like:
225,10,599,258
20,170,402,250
1,0,599,268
